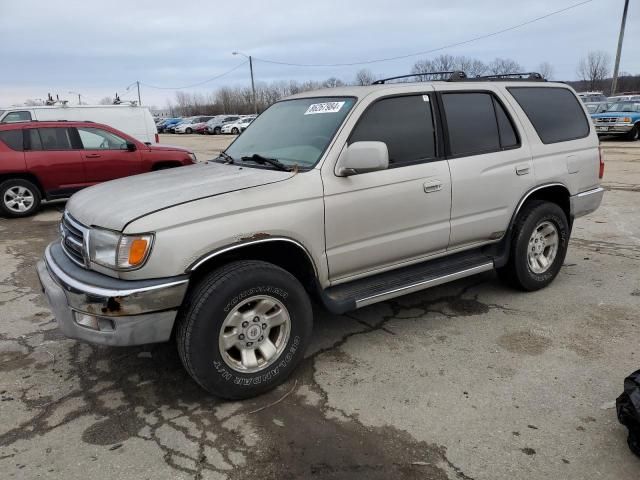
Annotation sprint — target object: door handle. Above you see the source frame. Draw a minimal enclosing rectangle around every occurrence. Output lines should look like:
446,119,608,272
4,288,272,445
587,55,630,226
515,164,530,176
423,180,442,193
85,154,101,158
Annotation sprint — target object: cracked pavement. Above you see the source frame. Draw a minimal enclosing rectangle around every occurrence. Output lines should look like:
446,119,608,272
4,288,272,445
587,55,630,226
1,139,639,479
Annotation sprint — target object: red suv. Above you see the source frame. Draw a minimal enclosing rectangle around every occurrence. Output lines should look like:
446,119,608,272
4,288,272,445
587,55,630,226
0,121,197,217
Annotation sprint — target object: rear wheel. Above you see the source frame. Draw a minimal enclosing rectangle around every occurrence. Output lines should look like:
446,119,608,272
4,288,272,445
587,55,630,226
497,201,569,291
214,126,221,135
0,179,41,218
176,260,312,399
186,127,193,134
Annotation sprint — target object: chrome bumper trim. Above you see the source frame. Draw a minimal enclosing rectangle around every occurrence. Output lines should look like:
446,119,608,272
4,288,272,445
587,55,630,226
570,187,605,219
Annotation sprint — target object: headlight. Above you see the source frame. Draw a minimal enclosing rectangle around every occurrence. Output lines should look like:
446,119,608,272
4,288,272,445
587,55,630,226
189,152,197,163
88,228,154,270
622,117,632,123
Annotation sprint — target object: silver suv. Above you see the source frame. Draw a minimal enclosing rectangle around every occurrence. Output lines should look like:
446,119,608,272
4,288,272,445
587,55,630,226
37,72,605,399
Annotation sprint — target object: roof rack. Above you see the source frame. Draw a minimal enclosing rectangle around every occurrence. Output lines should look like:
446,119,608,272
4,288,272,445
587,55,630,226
463,72,545,82
372,71,467,84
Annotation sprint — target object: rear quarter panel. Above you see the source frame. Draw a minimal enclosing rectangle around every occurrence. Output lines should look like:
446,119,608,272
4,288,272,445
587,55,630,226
502,85,600,196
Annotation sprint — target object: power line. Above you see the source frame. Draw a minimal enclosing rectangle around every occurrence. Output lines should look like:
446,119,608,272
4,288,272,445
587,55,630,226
253,0,594,67
139,61,249,90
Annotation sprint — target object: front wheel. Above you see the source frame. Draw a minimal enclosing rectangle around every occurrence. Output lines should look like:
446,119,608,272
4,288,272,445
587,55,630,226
497,201,569,291
185,128,193,134
176,260,313,399
0,179,42,218
231,127,239,134
624,125,639,141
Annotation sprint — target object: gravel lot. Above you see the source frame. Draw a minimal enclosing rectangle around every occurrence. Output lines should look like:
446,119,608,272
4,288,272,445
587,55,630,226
0,136,639,479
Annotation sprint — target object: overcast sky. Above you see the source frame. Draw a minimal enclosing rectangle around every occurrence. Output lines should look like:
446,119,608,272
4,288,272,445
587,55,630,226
1,0,637,108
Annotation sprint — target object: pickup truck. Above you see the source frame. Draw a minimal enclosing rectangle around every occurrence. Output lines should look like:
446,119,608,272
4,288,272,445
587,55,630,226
37,73,604,399
591,101,640,140
0,120,196,217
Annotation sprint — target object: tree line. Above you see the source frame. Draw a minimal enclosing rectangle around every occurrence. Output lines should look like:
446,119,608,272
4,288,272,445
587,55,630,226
17,52,640,114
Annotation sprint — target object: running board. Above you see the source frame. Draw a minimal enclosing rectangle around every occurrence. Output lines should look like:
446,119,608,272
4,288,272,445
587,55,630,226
320,250,495,314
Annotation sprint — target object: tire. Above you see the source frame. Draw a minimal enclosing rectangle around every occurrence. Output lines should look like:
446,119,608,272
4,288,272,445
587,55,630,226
214,127,221,135
497,201,569,291
0,178,42,218
186,128,193,134
232,127,239,134
176,260,313,399
624,125,639,141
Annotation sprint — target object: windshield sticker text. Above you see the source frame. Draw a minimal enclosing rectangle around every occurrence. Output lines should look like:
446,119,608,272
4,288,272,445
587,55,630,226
304,101,346,115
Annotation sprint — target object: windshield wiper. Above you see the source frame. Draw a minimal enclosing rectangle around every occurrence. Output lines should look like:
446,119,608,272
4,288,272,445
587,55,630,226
211,151,235,164
240,154,292,172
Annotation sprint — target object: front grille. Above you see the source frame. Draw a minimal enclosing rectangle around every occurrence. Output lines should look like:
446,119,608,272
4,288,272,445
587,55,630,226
594,117,619,124
60,212,88,267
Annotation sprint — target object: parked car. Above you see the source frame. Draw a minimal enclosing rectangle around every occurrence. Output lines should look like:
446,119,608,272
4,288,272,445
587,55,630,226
193,122,209,134
167,117,194,133
585,102,611,114
220,116,255,134
175,116,214,134
37,75,603,399
591,101,640,140
0,120,197,217
608,94,640,103
0,105,159,144
205,115,241,135
578,92,607,103
157,118,183,133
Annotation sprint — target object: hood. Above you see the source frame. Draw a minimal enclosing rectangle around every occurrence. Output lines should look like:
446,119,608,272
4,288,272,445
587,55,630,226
147,143,191,152
67,163,293,231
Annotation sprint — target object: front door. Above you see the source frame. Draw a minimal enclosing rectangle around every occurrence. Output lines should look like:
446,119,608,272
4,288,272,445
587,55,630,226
75,126,143,184
323,94,452,282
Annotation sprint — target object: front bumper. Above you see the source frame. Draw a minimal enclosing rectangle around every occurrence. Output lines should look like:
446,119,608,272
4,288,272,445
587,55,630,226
595,124,633,134
36,242,189,346
570,187,605,219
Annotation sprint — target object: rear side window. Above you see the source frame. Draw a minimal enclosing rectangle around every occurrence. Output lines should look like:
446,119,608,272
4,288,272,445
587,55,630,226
494,98,518,148
1,111,32,123
0,129,24,151
38,128,73,150
442,93,500,156
508,87,590,144
26,129,43,151
350,95,436,166
0,130,24,150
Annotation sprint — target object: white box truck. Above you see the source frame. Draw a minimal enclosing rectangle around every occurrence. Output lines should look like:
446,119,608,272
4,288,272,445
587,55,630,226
0,104,159,143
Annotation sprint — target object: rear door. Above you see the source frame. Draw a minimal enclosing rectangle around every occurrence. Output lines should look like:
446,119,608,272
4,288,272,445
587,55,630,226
437,88,535,249
24,127,86,194
76,126,143,183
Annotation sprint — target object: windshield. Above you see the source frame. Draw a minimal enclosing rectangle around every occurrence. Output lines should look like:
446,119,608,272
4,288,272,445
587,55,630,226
225,97,356,168
606,102,640,113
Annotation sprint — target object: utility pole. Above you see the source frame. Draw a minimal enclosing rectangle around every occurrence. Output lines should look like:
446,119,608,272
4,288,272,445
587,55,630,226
77,93,81,105
136,81,142,106
611,0,629,96
233,51,258,114
248,56,257,115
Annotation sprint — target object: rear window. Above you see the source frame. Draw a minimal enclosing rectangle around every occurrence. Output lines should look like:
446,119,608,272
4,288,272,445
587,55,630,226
508,87,590,144
0,130,24,151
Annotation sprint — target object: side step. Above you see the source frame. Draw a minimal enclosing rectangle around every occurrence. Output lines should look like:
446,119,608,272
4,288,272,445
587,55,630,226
320,249,495,314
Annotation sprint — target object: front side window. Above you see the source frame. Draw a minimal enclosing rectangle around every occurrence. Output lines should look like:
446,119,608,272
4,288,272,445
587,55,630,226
225,97,356,168
38,128,73,150
0,130,24,150
349,95,436,167
606,102,640,113
508,87,590,144
77,127,128,150
1,111,32,123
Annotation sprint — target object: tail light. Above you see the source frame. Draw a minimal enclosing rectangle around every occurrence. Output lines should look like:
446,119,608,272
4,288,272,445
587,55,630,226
598,146,605,179
155,133,160,143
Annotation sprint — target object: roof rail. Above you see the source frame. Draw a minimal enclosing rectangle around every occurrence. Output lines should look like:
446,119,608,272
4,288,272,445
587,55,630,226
463,72,546,82
372,71,467,84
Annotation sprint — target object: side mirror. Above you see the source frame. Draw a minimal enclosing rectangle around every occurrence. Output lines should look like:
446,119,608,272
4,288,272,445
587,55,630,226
336,141,389,176
125,141,137,152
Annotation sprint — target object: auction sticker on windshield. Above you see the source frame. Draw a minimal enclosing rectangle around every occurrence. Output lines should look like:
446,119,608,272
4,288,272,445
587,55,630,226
304,101,346,115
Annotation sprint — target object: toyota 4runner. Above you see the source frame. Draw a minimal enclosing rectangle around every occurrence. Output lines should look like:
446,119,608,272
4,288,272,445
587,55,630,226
37,72,605,399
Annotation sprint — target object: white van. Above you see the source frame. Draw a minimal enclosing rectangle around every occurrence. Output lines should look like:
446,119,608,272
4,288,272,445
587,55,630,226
0,104,158,143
